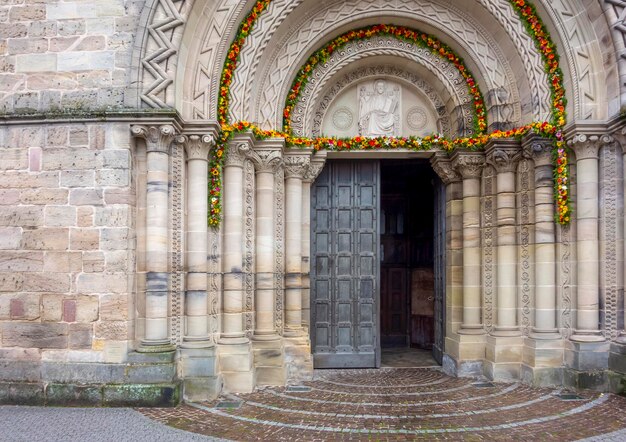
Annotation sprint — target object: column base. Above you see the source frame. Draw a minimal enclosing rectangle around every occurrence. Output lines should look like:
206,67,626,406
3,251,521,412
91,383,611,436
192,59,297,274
441,353,484,378
484,335,523,381
520,336,564,387
218,341,255,393
442,333,486,378
570,329,606,343
217,334,250,345
609,341,626,374
565,340,610,371
137,341,176,353
253,338,286,386
282,327,306,338
180,345,221,401
284,336,313,383
458,324,485,335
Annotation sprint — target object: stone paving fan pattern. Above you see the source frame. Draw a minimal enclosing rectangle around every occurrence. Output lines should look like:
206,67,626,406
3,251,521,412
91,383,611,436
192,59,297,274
140,368,626,441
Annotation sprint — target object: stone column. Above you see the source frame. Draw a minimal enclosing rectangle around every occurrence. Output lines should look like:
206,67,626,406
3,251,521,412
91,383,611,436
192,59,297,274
452,151,486,335
617,128,626,344
526,137,559,338
131,125,176,352
283,149,312,337
486,140,521,336
218,136,255,393
220,140,251,345
569,134,604,342
301,152,327,332
183,135,214,345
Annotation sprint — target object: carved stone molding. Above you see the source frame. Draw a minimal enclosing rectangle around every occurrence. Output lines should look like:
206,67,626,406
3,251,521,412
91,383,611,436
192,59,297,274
568,133,614,160
452,152,486,179
131,125,177,154
249,149,283,174
611,126,626,155
482,165,496,333
225,142,252,167
522,134,553,167
181,134,215,161
486,147,522,174
283,150,312,179
304,152,328,183
431,152,462,185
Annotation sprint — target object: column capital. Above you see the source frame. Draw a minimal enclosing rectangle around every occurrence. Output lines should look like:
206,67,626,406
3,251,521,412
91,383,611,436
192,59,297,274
451,151,485,179
179,134,215,161
131,125,177,154
225,141,252,167
567,133,613,160
304,151,327,183
611,126,626,155
522,134,553,167
431,151,461,184
485,138,521,173
284,148,313,179
249,148,283,174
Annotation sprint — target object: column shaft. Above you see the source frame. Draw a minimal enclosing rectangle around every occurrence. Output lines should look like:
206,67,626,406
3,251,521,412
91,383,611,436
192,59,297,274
301,179,312,330
284,176,304,334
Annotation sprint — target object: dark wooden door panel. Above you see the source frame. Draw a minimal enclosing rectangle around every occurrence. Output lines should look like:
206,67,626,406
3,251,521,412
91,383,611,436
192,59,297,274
311,161,380,368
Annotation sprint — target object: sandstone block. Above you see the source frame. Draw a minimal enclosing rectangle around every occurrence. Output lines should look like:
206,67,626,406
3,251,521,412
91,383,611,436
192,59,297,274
21,227,69,250
100,227,130,250
45,126,68,146
76,273,127,294
28,72,77,90
23,272,71,292
15,53,56,73
86,17,115,36
8,38,48,55
69,323,93,349
0,272,25,292
58,51,114,72
104,188,134,205
99,293,127,321
95,320,129,340
76,70,110,88
95,206,129,227
9,294,40,320
0,206,44,227
0,171,58,189
10,5,45,21
58,20,85,36
76,207,94,227
0,190,20,205
41,294,63,322
0,251,44,272
69,126,89,146
0,227,21,249
69,189,103,206
76,295,98,322
44,205,76,227
13,92,39,112
69,228,99,250
44,148,102,171
1,323,68,348
103,250,129,272
28,147,42,172
0,148,27,170
28,21,58,38
0,23,27,39
43,251,81,273
82,251,105,273
7,126,43,149
60,170,95,188
20,188,68,205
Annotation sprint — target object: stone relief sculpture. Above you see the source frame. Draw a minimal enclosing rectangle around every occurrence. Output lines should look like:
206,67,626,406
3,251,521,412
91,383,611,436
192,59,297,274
358,80,400,137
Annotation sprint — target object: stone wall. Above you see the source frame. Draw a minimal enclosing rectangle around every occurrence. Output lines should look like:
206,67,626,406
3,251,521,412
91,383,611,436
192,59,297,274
0,0,144,114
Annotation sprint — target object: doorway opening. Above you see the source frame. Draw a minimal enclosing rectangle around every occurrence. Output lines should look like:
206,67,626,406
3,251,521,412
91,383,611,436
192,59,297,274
380,161,438,367
310,159,444,369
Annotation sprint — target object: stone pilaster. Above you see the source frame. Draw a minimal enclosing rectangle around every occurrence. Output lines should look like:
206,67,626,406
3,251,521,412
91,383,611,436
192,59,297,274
218,134,255,393
282,147,314,382
484,139,524,381
520,134,563,387
447,151,487,377
131,125,176,352
248,140,286,386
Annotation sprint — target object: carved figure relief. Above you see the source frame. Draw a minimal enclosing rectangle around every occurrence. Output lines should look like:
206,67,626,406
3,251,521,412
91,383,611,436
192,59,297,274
358,80,400,137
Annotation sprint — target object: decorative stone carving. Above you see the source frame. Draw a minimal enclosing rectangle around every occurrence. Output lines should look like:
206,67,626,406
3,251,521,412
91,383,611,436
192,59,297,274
252,0,520,128
225,142,251,167
358,80,401,137
406,106,428,131
452,152,486,179
183,134,215,161
131,125,177,153
312,65,451,137
249,149,283,174
482,165,496,333
244,159,255,338
567,134,606,160
305,153,327,183
332,107,354,131
487,147,522,173
274,167,285,333
523,137,553,167
284,152,311,179
169,139,185,345
431,153,462,185
518,158,533,336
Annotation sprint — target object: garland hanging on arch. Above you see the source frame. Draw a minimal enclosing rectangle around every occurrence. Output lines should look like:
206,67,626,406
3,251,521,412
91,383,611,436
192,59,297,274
211,0,570,227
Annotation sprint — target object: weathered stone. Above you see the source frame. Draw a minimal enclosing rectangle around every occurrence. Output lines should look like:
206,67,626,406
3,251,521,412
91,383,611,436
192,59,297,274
94,320,129,340
0,206,44,227
0,360,40,382
99,293,128,321
0,227,22,250
44,205,77,227
60,170,95,188
102,384,179,407
95,206,129,227
45,383,101,406
76,273,127,294
21,228,69,250
69,188,104,206
70,227,99,250
0,382,45,406
69,323,93,349
76,295,99,322
22,272,71,292
0,251,43,271
41,294,63,322
100,227,130,250
43,251,82,273
1,323,68,349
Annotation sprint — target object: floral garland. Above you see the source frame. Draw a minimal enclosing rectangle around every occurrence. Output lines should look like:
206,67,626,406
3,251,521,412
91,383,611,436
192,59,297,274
211,0,570,227
282,24,487,136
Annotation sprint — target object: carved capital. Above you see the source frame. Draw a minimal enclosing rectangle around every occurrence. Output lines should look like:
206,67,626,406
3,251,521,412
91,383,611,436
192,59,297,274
249,149,283,174
431,152,461,185
181,134,214,161
567,133,612,160
225,142,251,168
305,153,327,182
452,152,485,179
131,125,177,154
612,126,626,155
522,135,553,167
283,152,311,179
486,148,521,173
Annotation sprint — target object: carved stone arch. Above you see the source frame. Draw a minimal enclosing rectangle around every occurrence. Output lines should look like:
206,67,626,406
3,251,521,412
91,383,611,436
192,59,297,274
309,63,453,138
247,0,525,129
533,0,616,120
288,38,474,137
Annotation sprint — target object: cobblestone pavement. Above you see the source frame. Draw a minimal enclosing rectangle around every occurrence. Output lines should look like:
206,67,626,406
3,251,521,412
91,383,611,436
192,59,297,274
139,368,626,441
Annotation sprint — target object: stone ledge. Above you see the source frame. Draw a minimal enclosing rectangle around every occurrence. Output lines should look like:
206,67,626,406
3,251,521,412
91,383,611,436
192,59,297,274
0,382,180,407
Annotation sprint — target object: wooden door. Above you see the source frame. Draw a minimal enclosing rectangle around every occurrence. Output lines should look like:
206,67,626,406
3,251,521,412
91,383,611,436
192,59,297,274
310,160,380,368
